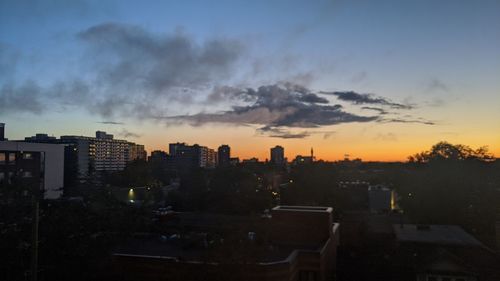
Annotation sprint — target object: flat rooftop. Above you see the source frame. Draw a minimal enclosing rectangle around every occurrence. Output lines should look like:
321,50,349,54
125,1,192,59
393,224,483,247
273,206,333,213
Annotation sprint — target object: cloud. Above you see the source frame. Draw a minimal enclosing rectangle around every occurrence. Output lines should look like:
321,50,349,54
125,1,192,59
426,78,449,92
1,23,245,118
324,91,413,109
98,121,125,125
74,22,244,117
116,129,141,138
361,106,389,115
0,81,45,115
379,118,435,125
164,83,380,136
258,127,312,139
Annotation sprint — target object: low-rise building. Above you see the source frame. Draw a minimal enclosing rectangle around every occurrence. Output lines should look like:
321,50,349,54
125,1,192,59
112,206,340,281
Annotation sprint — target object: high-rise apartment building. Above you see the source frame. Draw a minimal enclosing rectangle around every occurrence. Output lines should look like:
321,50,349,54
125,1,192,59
25,130,145,185
217,145,230,167
126,143,147,162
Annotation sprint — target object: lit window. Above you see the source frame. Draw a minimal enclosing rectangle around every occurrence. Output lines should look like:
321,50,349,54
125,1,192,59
23,153,33,160
0,153,5,164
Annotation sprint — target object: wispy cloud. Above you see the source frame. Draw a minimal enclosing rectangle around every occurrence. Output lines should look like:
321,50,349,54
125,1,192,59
98,121,125,125
323,91,414,109
116,128,141,138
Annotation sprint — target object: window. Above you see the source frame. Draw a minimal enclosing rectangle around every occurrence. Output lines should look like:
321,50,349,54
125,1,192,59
0,172,4,183
0,152,5,164
7,153,16,164
23,153,33,160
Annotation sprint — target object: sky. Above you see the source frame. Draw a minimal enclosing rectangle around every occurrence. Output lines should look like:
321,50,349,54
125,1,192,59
1,0,499,161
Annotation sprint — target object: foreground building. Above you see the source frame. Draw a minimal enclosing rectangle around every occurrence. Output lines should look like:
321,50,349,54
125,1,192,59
113,206,340,281
1,139,64,199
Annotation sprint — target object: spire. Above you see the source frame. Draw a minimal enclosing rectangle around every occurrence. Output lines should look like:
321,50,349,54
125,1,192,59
311,147,314,161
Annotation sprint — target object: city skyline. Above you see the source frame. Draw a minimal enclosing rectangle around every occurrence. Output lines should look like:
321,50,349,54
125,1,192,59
1,0,499,161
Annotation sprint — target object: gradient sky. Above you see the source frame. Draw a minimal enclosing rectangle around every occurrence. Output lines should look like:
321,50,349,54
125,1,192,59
1,0,499,161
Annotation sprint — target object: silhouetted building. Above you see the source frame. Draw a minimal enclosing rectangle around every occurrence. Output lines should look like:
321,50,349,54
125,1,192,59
0,123,4,141
270,145,285,165
242,157,259,163
168,142,216,173
293,155,313,165
229,157,239,166
217,144,230,167
0,141,64,199
113,205,340,281
149,150,169,163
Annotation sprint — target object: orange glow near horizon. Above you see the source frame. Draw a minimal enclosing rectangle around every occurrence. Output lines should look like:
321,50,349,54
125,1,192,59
139,123,499,162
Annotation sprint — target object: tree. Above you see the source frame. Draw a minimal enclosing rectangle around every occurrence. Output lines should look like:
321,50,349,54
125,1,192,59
408,141,494,163
398,142,499,247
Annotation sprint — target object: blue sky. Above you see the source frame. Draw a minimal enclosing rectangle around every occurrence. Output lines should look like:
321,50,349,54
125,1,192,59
1,0,499,160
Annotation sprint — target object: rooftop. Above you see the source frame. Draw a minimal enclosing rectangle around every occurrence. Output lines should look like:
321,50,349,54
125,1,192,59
393,224,484,247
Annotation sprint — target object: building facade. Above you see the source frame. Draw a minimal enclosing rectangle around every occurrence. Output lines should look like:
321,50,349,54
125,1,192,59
0,141,64,199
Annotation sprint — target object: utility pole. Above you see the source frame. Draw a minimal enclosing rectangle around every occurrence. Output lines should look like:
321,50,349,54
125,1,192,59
30,195,39,281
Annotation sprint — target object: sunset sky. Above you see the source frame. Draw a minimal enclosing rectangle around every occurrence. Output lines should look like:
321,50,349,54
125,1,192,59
1,0,499,161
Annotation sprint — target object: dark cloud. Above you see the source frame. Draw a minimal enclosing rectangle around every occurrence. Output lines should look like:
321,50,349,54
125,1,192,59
258,127,312,139
0,81,44,115
324,91,413,109
361,106,388,115
98,121,125,125
165,83,380,136
379,118,435,125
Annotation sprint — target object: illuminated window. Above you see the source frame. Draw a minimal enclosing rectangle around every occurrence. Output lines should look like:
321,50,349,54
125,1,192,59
23,153,33,160
0,152,5,164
